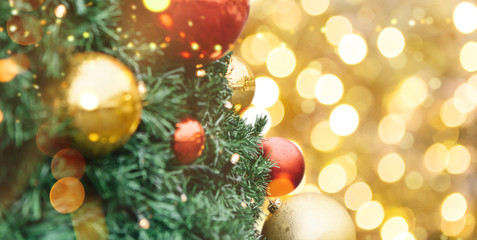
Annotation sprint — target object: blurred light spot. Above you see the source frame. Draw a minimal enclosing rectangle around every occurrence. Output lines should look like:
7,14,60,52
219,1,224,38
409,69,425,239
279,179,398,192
54,4,67,18
394,232,416,240
356,201,385,230
345,182,372,210
51,148,86,180
396,76,428,111
296,67,321,99
424,143,450,172
430,174,452,192
7,14,43,45
380,217,409,240
453,83,477,113
71,195,109,239
441,215,466,237
460,41,477,72
441,193,467,221
405,171,423,190
441,98,467,127
324,16,353,45
453,2,477,34
315,74,343,105
0,110,3,123
252,77,279,108
267,47,296,78
301,0,329,16
241,33,281,66
139,217,151,230
345,86,374,114
378,114,406,144
143,0,170,12
447,145,471,174
333,155,357,185
300,99,316,113
329,104,359,136
429,77,441,90
273,1,302,30
378,27,405,58
311,121,341,152
339,34,367,65
378,153,405,183
301,183,321,193
318,163,347,193
50,177,85,214
79,92,99,111
0,54,30,82
267,100,285,127
242,106,272,135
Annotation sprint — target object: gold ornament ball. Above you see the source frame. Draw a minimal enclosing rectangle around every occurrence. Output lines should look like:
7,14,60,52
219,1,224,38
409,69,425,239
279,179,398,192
226,56,255,112
61,52,142,157
262,193,356,240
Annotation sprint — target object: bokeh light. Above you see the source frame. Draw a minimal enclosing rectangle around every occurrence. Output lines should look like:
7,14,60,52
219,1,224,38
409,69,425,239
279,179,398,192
143,0,170,12
7,14,43,45
314,74,344,105
240,33,280,66
50,177,85,214
310,121,341,152
51,148,86,180
344,182,372,210
296,67,321,99
447,145,471,174
441,193,467,222
267,100,285,127
453,2,477,34
440,98,467,127
324,16,353,45
329,104,359,136
266,47,296,78
460,41,477,72
318,163,347,193
453,83,477,113
377,27,405,58
356,201,385,230
380,217,409,240
338,34,367,65
252,77,279,108
273,0,302,31
300,0,329,16
424,143,450,173
378,153,405,183
0,54,30,83
54,4,67,18
378,114,406,144
0,110,3,123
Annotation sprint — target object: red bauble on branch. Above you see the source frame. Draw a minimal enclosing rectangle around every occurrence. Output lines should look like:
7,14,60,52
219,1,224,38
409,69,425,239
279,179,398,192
133,0,250,63
173,118,206,164
262,137,305,197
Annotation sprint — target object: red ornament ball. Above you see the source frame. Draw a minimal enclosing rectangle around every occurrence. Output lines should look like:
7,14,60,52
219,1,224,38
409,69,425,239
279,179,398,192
173,118,206,164
134,0,250,63
262,137,305,197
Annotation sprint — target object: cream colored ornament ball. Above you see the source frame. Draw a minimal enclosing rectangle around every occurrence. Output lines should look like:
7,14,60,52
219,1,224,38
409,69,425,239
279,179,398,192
262,193,356,240
60,52,142,157
226,55,255,112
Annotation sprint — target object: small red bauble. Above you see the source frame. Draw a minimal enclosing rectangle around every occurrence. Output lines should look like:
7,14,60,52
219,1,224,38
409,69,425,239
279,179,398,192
136,0,250,63
173,118,206,164
262,137,305,197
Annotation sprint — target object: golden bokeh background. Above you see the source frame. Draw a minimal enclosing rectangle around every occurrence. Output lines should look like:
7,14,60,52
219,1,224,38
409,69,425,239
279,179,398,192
235,0,477,238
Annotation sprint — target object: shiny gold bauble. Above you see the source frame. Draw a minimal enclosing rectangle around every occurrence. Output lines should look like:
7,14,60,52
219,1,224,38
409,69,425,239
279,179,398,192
226,56,255,112
60,52,142,157
262,193,356,240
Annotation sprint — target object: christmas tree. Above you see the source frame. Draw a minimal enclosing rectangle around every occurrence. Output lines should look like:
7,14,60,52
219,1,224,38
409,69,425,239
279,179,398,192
0,0,274,239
